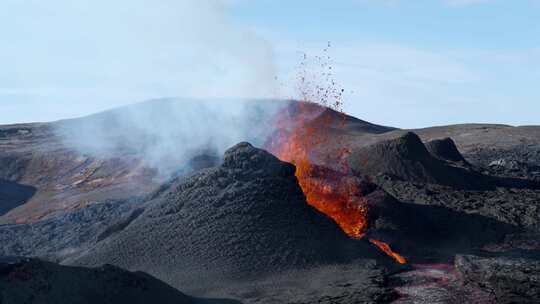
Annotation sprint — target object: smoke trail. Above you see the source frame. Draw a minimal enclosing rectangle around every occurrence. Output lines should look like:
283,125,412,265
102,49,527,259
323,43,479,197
55,98,285,175
10,0,287,175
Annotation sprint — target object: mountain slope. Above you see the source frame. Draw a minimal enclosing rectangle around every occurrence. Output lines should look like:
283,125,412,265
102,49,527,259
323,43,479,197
349,132,492,189
0,257,238,304
69,142,384,291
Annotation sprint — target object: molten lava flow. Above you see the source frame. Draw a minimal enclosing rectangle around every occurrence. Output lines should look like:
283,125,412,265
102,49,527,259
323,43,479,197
268,102,368,238
294,159,369,238
369,239,407,265
268,48,406,264
268,102,406,264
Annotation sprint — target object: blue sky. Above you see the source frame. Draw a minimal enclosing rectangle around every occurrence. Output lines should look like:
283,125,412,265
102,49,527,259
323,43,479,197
0,0,538,127
233,1,540,50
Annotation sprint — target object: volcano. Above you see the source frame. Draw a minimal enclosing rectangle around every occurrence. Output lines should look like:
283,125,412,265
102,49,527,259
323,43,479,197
67,142,389,292
1,99,540,303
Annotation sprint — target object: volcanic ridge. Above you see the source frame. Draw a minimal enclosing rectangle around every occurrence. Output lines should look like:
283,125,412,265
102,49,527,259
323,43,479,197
67,142,388,292
1,99,540,303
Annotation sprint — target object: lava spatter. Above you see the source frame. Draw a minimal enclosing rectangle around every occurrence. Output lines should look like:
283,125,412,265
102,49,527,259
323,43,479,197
267,47,406,264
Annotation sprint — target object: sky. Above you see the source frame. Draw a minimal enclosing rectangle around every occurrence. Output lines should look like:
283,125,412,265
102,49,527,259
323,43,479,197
0,0,538,127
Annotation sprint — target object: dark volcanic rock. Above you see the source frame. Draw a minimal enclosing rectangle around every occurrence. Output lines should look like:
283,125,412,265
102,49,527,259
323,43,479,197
349,132,490,189
70,142,383,291
488,158,540,181
463,142,540,179
425,137,469,165
211,262,399,304
455,255,540,304
485,232,540,253
0,179,36,216
0,257,238,304
350,132,540,191
362,187,517,260
376,177,540,232
0,200,142,262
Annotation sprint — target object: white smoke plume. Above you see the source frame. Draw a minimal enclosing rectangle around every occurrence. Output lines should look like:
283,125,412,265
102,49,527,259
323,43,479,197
0,0,278,122
0,0,288,174
55,98,285,175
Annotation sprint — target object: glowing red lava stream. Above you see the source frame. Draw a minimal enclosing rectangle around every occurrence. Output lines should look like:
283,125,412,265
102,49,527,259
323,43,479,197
268,101,406,264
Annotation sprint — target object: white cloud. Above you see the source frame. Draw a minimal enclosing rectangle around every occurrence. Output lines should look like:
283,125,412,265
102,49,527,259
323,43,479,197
0,0,278,123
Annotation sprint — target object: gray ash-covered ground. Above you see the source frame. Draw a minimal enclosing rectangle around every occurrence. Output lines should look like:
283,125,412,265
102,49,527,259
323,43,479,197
358,133,540,234
1,99,540,303
348,131,540,303
0,121,158,224
455,254,540,304
205,262,399,304
0,257,239,304
376,177,540,232
351,132,540,231
0,199,144,262
478,146,540,181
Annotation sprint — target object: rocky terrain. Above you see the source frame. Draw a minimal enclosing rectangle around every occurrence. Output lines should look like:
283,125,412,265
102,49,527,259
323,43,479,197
1,99,539,303
346,130,540,303
0,122,158,225
0,257,239,304
455,254,540,303
0,199,144,262
67,142,390,291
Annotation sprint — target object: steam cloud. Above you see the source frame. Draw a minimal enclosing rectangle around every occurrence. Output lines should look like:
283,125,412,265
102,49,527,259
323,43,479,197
9,0,288,174
55,98,284,175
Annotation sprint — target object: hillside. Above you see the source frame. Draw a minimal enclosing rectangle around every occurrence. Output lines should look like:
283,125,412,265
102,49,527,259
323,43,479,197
1,98,540,303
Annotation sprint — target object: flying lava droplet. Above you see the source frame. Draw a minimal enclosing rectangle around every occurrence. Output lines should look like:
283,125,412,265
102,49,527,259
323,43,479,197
267,47,406,264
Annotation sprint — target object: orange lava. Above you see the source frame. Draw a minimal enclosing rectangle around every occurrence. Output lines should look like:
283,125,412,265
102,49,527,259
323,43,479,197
297,165,368,238
267,48,406,264
268,102,406,264
369,239,407,264
268,102,368,238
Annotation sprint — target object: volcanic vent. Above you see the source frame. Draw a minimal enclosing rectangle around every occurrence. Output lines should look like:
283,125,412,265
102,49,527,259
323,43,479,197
70,142,383,290
266,101,406,264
